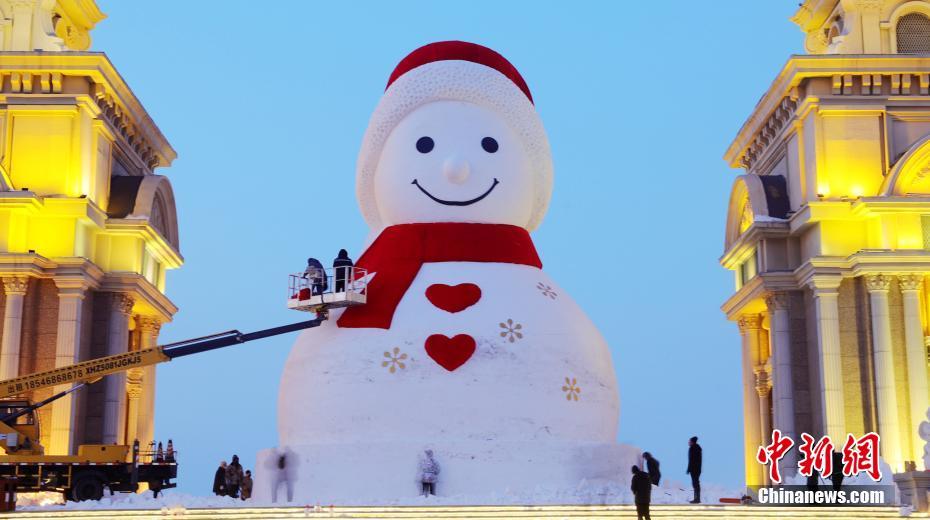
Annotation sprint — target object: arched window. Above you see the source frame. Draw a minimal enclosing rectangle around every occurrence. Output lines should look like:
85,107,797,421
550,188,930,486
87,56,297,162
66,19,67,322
897,13,930,53
150,192,170,243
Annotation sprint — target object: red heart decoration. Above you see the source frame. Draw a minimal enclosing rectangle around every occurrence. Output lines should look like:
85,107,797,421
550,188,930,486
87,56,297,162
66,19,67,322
424,334,476,371
425,283,482,313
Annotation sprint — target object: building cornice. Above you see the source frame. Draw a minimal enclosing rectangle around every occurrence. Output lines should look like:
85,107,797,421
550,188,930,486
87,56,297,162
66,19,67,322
720,220,791,269
725,55,930,169
99,272,177,321
0,191,182,267
0,252,177,320
785,197,930,234
0,191,109,226
721,274,767,320
724,250,930,318
104,219,184,268
0,52,175,169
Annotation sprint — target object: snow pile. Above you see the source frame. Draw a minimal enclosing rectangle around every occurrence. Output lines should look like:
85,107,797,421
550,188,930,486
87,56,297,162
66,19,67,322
14,479,742,510
16,491,253,511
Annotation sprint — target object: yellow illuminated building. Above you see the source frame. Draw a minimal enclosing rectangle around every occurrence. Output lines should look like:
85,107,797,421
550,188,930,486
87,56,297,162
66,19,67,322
723,0,930,487
0,0,181,455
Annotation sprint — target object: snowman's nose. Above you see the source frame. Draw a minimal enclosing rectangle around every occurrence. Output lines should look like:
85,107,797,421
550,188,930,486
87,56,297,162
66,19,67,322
442,156,471,185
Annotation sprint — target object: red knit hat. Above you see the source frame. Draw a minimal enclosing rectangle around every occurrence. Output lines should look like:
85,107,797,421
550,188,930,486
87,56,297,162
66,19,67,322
356,41,553,231
386,41,534,104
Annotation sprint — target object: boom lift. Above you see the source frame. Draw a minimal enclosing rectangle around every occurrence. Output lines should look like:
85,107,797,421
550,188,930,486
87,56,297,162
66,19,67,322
0,267,367,501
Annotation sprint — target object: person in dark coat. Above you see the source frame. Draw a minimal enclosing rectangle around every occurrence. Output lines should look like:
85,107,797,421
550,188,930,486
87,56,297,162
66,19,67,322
226,454,244,498
213,461,227,496
304,258,328,295
806,468,820,492
631,465,652,520
687,436,702,504
643,451,661,486
830,451,844,491
332,249,354,293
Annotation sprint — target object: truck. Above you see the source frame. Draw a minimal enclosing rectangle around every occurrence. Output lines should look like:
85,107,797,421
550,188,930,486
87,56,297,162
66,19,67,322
0,267,367,502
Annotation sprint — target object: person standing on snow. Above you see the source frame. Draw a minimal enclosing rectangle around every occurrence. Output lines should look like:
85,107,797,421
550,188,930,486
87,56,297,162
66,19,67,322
830,451,844,491
687,436,702,504
643,451,661,486
806,468,820,491
332,249,354,293
213,461,227,496
240,470,253,500
304,258,328,295
418,449,440,496
271,449,294,503
631,465,652,520
226,454,244,498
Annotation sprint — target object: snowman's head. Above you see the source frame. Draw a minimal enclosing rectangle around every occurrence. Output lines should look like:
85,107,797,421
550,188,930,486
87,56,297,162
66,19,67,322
357,41,553,232
373,100,533,227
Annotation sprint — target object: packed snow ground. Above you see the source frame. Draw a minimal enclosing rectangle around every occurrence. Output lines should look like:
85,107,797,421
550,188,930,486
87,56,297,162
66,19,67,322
16,480,742,510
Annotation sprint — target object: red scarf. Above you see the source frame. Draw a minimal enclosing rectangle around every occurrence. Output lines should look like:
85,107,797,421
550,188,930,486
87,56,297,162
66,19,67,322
338,223,542,329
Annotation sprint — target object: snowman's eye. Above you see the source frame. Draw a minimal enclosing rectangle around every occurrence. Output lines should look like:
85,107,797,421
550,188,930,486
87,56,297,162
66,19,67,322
416,136,434,154
481,137,499,153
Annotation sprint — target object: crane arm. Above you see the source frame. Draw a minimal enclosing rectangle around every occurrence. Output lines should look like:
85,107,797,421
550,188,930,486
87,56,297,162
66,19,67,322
0,318,324,399
0,381,93,426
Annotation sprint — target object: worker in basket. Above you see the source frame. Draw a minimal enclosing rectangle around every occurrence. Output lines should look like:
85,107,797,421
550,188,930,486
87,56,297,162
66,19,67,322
333,249,354,293
301,257,328,298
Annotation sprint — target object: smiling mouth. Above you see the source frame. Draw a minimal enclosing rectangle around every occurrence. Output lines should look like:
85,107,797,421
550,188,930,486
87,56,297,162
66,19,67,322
411,178,500,206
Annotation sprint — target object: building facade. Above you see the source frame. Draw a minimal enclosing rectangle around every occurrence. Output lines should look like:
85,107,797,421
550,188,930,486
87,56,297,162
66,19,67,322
722,0,930,486
0,0,181,456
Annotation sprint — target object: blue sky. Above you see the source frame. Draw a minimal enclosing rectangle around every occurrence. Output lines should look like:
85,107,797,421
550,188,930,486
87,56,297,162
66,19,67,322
92,1,803,494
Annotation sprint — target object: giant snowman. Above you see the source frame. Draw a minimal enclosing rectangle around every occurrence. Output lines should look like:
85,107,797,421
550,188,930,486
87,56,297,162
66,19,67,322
255,41,638,504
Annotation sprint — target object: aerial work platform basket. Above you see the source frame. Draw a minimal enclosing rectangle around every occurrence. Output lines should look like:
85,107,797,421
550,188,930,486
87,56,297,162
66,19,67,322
287,267,369,313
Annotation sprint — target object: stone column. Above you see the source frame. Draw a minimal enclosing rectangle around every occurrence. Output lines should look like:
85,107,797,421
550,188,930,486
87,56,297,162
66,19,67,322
125,368,143,446
865,274,902,470
755,367,773,485
49,284,86,455
739,314,765,486
8,1,34,51
136,316,161,451
899,274,929,468
0,276,29,380
765,292,796,476
809,279,846,442
102,293,133,445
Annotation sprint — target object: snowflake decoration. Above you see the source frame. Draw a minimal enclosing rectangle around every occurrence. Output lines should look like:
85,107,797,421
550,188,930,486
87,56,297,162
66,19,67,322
562,377,581,401
382,347,407,373
499,319,524,342
536,282,557,299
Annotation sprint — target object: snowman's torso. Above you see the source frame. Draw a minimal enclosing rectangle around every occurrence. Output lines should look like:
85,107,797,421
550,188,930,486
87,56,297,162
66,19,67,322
278,261,619,447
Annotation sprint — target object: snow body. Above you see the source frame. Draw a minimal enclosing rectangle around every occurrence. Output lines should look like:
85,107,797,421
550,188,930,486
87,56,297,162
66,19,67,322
253,262,634,503
255,45,639,503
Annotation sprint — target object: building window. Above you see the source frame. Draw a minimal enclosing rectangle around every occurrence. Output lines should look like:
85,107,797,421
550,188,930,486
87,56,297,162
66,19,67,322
897,13,930,54
735,249,758,290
